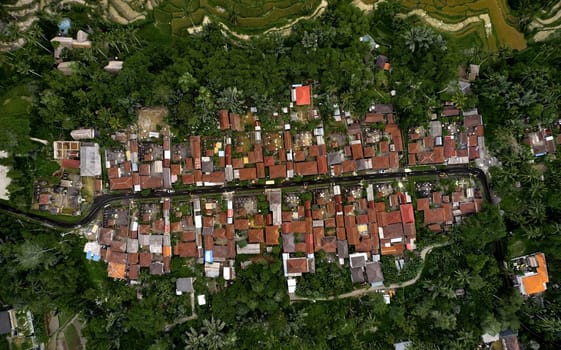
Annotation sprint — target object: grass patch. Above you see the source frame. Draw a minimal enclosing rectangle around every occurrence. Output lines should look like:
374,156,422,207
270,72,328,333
81,176,95,203
0,85,31,117
85,259,109,290
507,235,530,258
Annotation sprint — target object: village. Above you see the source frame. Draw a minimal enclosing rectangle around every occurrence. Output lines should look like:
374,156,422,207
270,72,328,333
23,79,506,301
1,6,559,349
23,27,550,316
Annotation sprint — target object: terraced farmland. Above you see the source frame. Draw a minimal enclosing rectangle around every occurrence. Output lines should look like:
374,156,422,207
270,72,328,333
154,0,322,36
356,0,526,50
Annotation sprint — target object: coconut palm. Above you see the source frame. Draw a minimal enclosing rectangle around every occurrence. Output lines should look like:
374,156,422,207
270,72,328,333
217,87,244,114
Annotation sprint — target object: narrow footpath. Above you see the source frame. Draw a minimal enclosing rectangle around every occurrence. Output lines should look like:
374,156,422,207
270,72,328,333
289,242,451,302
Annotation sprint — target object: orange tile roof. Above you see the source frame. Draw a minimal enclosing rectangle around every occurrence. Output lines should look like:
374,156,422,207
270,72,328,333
108,262,126,279
163,246,172,257
522,253,549,295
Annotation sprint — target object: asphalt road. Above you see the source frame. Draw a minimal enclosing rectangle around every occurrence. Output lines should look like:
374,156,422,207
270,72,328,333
0,165,490,230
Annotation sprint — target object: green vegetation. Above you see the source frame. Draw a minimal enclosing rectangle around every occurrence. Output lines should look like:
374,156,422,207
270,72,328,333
155,0,322,35
381,251,422,284
397,0,526,50
2,0,561,349
296,251,353,298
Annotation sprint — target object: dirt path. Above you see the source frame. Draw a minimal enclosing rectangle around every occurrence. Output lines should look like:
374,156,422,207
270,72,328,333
352,0,384,12
290,242,451,302
401,9,493,37
164,293,197,331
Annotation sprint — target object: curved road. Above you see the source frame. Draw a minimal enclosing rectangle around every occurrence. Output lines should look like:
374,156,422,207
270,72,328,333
0,166,490,229
289,242,452,302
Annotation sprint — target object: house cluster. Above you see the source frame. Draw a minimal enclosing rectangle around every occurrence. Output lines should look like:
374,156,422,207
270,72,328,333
51,28,123,75
524,128,558,157
105,94,406,194
328,104,403,174
33,131,102,215
416,180,484,232
511,252,549,296
84,197,176,280
106,129,179,191
281,183,417,292
408,105,485,166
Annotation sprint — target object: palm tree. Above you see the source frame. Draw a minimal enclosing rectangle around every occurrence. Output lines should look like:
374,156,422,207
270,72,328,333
217,87,244,114
454,269,471,287
522,225,544,240
402,26,446,52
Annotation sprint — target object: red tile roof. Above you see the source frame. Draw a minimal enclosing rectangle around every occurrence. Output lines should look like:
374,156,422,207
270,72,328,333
176,242,198,257
248,228,264,243
139,252,152,267
238,167,257,181
219,109,230,130
342,160,356,173
203,171,225,184
265,226,279,245
373,156,389,169
400,204,415,224
110,177,132,190
317,155,328,175
287,258,309,273
269,164,287,179
295,161,318,176
294,85,311,106
408,142,420,154
140,176,162,189
352,143,364,160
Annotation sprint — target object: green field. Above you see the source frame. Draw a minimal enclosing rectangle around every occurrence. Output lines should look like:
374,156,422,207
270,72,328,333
0,85,32,117
362,0,526,50
154,0,322,35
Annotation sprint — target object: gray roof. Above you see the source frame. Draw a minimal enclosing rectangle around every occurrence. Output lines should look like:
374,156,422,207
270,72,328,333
138,234,150,247
150,261,164,275
365,262,384,283
430,121,442,137
0,311,11,335
176,277,194,293
374,104,393,114
350,267,366,284
337,240,349,258
149,235,163,246
126,238,139,253
282,234,295,253
201,160,214,173
350,255,366,268
375,55,388,69
328,151,344,165
80,143,102,176
394,341,412,350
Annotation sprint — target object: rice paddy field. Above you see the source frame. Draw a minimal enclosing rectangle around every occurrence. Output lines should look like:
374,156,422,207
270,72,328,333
360,0,527,50
154,0,322,35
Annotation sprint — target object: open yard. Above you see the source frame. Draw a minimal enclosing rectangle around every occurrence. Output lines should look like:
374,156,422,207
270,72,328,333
357,0,526,50
154,0,322,35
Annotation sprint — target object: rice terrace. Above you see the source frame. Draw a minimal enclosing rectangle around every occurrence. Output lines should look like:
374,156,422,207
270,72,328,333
154,0,324,36
357,0,526,50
